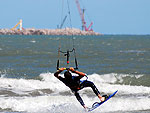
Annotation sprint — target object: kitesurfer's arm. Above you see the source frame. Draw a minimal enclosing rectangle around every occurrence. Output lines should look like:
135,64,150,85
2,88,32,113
54,68,65,78
69,67,86,79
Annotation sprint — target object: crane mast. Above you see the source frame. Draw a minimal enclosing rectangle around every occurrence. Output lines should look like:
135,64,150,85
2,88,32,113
74,0,93,31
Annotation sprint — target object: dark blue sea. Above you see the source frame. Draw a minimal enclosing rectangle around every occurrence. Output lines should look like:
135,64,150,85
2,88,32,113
0,35,150,113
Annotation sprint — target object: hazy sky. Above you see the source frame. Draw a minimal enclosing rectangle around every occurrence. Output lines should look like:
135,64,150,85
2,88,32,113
0,0,150,34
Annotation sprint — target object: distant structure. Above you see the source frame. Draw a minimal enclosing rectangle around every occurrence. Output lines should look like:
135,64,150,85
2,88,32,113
59,0,93,32
11,19,23,31
74,0,93,31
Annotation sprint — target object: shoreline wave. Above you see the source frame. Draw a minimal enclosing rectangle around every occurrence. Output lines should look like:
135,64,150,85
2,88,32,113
0,72,150,112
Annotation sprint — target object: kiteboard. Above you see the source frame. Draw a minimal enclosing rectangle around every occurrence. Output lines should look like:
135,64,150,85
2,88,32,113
88,90,118,112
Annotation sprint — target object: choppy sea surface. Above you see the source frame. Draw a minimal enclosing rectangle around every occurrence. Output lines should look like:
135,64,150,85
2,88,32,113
0,35,150,113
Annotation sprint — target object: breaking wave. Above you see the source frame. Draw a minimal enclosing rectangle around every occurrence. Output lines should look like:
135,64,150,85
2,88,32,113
0,72,150,112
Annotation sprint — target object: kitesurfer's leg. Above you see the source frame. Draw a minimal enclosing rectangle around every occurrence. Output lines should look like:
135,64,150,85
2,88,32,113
74,91,87,108
80,81,105,102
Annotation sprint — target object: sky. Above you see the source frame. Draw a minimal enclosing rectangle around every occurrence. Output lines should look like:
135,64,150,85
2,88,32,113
0,0,150,34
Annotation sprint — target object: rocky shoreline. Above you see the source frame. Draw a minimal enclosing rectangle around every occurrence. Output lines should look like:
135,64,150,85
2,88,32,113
0,28,100,36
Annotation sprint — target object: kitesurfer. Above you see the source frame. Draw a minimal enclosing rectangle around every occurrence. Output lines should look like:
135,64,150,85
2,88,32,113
54,67,108,109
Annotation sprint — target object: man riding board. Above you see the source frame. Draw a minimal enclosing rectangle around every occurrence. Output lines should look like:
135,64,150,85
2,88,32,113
54,67,107,109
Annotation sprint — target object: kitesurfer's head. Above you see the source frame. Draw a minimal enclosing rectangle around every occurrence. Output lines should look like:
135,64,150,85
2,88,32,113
64,71,72,80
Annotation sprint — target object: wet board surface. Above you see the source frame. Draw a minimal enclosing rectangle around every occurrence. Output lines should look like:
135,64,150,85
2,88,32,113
88,90,118,112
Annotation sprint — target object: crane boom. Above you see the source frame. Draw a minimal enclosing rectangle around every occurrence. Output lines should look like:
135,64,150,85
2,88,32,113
60,15,67,29
74,0,93,31
86,22,93,31
74,0,86,30
11,19,23,31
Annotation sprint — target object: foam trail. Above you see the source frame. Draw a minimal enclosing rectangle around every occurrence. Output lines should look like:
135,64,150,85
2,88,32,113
0,95,150,113
0,72,150,112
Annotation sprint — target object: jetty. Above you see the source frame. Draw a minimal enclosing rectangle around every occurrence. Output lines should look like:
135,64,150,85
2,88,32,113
0,28,100,36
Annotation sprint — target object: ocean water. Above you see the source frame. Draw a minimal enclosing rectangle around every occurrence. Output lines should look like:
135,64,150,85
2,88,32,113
0,35,150,113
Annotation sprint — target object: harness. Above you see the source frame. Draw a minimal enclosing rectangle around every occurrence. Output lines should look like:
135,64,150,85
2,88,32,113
66,76,87,90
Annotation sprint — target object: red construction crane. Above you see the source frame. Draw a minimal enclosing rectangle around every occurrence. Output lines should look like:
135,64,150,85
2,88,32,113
74,0,93,31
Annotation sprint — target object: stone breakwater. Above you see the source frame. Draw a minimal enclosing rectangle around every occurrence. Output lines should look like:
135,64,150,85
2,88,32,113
0,28,100,35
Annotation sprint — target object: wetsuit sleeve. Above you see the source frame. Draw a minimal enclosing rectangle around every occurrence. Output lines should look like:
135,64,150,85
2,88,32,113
57,76,66,83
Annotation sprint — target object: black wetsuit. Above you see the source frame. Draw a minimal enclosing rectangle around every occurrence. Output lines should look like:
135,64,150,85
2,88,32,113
57,76,100,106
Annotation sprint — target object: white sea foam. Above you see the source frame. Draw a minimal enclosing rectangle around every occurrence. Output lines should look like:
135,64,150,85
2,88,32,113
0,93,150,113
30,40,36,43
0,72,149,95
0,72,150,112
120,50,146,53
